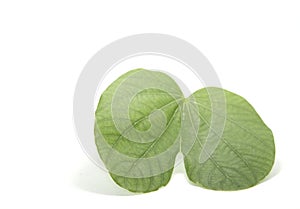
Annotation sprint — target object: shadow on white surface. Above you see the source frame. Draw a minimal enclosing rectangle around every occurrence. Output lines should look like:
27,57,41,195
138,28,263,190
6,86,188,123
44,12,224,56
73,162,134,196
262,159,281,183
73,159,281,195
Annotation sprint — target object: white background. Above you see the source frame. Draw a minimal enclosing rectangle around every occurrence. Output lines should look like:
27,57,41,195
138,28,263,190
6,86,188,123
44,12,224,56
1,1,300,208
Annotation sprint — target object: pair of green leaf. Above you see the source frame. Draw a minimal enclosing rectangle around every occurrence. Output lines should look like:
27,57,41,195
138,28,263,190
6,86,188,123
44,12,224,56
94,69,275,193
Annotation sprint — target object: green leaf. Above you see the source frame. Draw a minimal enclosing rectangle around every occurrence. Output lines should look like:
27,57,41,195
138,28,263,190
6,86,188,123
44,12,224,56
95,69,184,193
183,87,275,190
94,69,275,193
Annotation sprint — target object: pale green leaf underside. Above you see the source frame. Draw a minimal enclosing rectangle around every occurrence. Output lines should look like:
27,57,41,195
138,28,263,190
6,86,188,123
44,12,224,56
95,69,275,193
184,88,275,190
95,69,183,193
